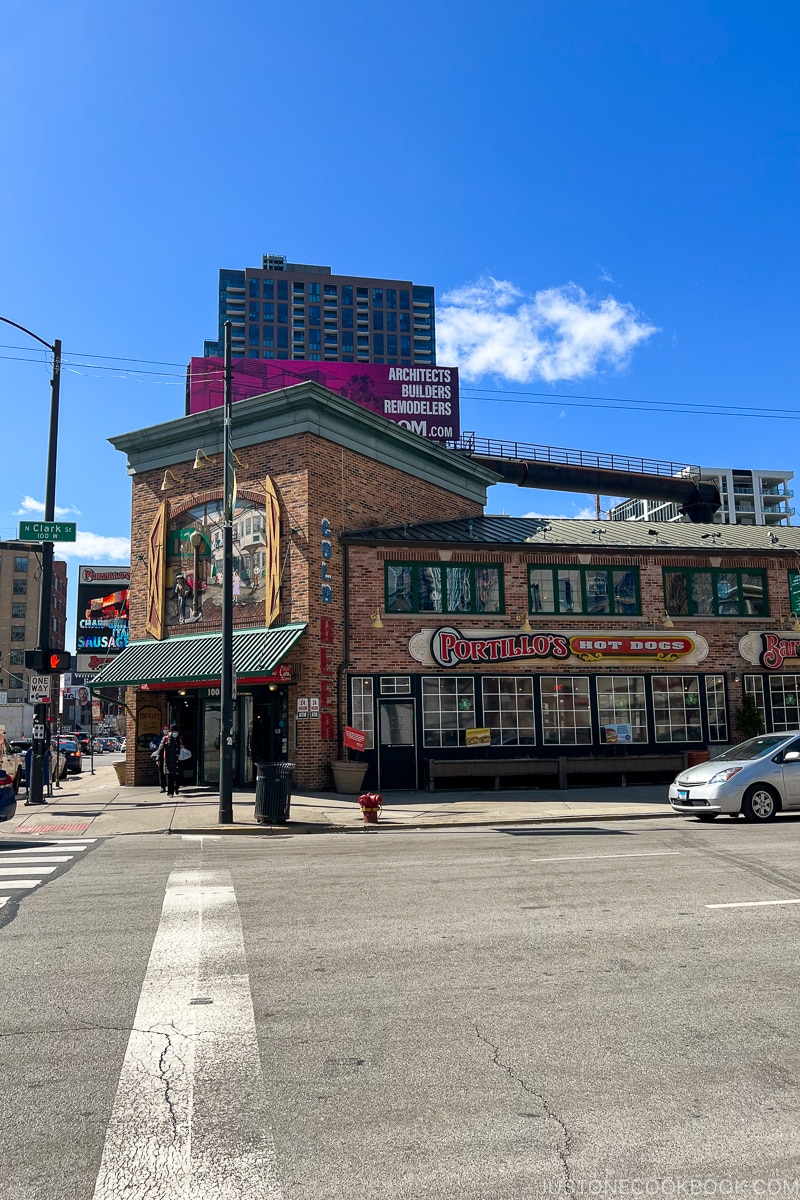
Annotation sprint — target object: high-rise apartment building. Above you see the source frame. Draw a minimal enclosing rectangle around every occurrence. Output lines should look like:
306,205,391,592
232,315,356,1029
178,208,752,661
0,542,67,702
607,467,795,527
204,254,436,366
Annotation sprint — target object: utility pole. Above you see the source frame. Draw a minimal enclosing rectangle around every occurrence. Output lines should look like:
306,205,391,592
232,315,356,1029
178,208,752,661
218,321,234,824
0,319,62,807
28,337,62,805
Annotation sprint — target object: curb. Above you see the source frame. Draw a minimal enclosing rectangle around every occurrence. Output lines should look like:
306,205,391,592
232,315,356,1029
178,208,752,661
166,808,680,836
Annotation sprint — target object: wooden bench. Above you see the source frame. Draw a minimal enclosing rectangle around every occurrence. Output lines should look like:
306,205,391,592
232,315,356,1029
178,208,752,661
427,754,688,792
428,758,558,792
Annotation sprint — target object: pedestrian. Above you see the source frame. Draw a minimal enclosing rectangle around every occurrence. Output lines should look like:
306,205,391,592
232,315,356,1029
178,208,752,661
150,734,168,792
232,569,241,604
160,723,184,797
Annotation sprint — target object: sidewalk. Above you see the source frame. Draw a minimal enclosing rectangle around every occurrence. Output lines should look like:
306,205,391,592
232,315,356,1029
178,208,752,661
0,756,678,838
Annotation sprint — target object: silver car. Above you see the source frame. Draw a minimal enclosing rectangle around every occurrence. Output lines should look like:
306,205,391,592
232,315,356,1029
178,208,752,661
669,733,800,823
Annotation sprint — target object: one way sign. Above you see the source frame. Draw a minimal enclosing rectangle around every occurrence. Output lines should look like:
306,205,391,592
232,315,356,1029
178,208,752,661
29,675,52,704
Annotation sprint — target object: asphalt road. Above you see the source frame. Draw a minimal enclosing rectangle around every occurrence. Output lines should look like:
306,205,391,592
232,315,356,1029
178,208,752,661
1,815,800,1199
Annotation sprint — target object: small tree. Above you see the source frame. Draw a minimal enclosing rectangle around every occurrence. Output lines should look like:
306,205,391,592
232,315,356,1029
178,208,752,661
734,694,764,741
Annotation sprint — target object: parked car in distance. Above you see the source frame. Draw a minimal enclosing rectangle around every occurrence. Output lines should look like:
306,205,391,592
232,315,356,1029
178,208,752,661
54,737,82,776
669,732,800,823
1,735,24,794
92,738,105,754
8,739,59,785
74,732,91,754
101,737,117,752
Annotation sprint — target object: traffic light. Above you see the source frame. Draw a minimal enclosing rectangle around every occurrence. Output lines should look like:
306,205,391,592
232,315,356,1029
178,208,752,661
47,650,72,673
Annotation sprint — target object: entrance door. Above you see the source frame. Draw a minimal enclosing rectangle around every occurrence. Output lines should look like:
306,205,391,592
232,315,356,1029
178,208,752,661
200,700,221,785
378,700,417,790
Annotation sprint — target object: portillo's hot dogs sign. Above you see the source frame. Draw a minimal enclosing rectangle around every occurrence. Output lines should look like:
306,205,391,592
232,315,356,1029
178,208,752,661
408,626,709,669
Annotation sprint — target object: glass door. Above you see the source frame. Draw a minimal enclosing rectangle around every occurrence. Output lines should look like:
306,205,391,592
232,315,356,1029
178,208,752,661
201,700,221,785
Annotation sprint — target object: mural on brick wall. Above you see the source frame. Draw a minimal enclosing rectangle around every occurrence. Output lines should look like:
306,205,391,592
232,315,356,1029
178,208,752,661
165,495,270,627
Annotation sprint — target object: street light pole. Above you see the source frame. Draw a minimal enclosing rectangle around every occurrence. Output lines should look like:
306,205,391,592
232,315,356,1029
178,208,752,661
218,321,234,824
0,318,61,806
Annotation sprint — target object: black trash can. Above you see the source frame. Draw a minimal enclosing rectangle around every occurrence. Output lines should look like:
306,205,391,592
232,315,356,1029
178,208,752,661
255,761,295,824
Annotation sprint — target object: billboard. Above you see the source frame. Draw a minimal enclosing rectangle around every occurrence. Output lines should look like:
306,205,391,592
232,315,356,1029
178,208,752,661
76,565,131,673
188,358,460,442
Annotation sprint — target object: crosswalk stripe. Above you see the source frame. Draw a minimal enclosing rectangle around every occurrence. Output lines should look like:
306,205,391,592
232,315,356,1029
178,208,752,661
0,866,58,876
92,868,283,1199
3,844,90,853
0,880,43,889
0,898,9,908
0,856,74,864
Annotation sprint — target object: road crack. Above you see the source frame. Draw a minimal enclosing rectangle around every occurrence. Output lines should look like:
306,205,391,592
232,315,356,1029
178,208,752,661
475,1023,574,1186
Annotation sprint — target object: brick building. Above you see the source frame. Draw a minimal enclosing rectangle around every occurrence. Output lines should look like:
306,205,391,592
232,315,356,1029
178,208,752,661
96,382,491,788
0,541,67,703
94,383,800,792
342,518,800,790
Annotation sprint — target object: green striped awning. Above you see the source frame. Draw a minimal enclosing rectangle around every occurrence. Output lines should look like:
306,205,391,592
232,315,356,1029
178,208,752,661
90,623,306,688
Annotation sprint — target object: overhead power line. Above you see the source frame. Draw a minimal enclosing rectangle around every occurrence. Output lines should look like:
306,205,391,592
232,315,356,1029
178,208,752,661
1,345,798,421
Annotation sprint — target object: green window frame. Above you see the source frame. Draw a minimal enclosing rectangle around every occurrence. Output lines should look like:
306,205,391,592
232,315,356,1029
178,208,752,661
663,568,768,618
527,565,640,616
385,561,504,615
788,571,800,616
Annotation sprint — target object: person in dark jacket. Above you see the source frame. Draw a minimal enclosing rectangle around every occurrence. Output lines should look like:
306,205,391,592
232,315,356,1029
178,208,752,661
159,724,183,797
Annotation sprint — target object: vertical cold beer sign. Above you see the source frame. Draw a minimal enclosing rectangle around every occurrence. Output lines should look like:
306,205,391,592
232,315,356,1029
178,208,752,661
320,517,335,741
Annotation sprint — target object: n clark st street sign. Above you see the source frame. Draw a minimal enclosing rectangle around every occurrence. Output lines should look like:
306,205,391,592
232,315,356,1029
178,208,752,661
18,520,77,542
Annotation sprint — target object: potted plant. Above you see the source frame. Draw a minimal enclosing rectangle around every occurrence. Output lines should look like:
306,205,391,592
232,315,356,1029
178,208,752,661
734,694,765,741
331,758,368,794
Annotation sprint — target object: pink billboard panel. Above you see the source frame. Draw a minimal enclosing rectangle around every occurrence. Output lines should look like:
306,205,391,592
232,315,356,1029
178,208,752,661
188,358,460,441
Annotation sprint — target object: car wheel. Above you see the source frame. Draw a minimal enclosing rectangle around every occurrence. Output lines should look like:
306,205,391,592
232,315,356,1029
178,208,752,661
694,813,718,822
59,763,68,780
13,770,21,795
742,784,778,823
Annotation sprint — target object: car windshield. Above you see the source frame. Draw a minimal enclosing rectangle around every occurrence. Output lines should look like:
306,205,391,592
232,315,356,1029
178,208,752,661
712,735,792,762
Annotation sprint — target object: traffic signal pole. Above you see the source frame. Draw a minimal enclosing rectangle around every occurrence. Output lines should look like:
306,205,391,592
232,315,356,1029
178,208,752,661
27,339,62,807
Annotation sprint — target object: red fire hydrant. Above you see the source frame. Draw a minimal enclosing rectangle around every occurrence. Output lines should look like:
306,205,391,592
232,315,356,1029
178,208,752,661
358,792,382,824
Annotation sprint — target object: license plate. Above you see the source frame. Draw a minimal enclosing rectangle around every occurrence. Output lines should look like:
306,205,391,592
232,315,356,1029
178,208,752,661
678,789,689,800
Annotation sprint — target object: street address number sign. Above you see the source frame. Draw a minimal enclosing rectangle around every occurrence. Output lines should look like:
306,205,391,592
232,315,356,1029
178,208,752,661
18,520,77,542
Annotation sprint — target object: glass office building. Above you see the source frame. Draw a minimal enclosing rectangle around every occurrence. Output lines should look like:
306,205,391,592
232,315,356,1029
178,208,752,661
204,254,436,367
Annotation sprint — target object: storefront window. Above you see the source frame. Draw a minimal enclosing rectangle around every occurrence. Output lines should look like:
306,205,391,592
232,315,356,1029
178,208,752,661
652,676,702,742
767,674,800,732
663,569,767,618
385,562,502,615
528,566,640,616
595,676,647,742
421,677,475,747
481,677,535,746
705,676,728,741
744,675,767,730
380,676,411,694
540,677,591,744
351,677,375,749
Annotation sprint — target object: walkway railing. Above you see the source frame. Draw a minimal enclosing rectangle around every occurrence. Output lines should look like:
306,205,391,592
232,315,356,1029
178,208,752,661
445,433,700,480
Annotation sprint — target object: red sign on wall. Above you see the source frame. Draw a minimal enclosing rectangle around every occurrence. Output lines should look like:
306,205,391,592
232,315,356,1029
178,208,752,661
343,725,367,753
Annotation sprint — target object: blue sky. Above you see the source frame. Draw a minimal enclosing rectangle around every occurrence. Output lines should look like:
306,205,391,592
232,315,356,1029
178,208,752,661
2,0,799,648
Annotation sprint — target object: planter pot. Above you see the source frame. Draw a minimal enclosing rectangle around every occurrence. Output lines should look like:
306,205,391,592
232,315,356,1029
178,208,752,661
113,760,127,786
331,760,368,794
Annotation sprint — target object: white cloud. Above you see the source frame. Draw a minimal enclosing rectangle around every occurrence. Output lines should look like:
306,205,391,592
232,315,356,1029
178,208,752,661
13,495,81,517
56,532,131,561
521,505,596,520
437,276,658,383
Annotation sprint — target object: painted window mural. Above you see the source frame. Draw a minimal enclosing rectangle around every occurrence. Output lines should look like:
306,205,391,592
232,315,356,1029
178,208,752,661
164,485,280,629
